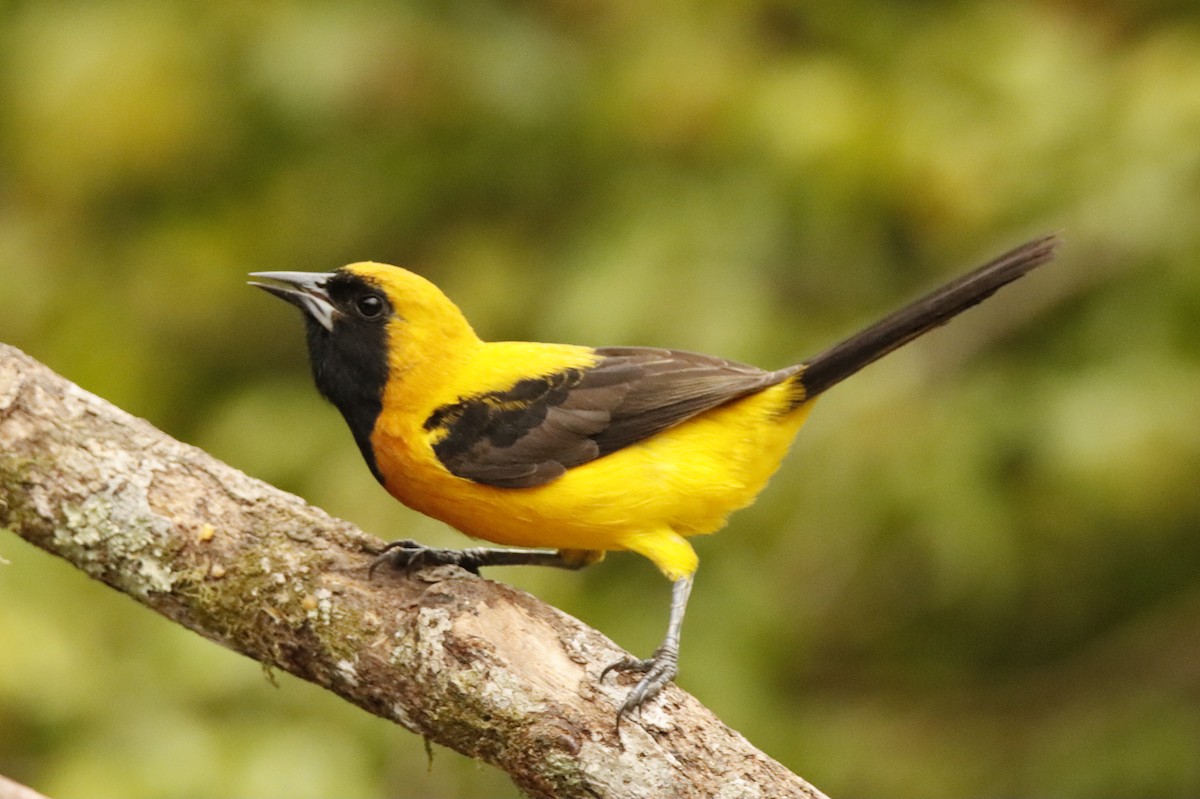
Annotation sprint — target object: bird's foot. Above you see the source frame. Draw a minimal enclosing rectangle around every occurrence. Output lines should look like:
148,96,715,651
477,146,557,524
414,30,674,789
600,644,679,725
368,539,483,577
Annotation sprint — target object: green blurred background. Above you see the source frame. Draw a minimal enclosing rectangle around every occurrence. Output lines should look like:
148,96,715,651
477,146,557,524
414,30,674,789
2,1,1199,797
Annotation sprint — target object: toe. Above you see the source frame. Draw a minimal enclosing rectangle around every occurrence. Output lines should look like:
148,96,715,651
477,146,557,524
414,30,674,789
367,540,425,577
600,656,651,683
610,656,678,722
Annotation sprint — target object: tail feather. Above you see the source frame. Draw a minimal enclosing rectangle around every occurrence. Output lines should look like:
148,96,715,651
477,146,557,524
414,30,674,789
794,233,1061,403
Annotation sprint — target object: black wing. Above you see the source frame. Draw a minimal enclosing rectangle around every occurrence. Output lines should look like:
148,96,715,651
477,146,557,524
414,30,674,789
424,346,794,488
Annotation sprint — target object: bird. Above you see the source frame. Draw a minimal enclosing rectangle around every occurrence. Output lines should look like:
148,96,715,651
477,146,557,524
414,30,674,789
250,232,1059,721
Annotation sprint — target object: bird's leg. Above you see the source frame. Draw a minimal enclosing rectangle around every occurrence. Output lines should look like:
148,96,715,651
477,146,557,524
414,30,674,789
601,574,694,722
368,540,601,577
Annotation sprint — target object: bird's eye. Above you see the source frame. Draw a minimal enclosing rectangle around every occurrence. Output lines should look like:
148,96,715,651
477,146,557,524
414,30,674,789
355,293,385,319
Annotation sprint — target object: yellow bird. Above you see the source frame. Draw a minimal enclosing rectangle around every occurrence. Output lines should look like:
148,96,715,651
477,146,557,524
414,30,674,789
251,233,1058,718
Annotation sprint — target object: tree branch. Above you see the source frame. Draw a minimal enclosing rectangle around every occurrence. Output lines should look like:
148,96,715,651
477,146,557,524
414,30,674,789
0,774,52,799
0,343,828,799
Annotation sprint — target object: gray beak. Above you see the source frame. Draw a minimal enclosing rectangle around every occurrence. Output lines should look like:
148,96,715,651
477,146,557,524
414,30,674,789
249,271,338,332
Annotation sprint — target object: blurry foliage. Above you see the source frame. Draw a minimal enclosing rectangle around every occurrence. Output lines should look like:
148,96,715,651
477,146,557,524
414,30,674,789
1,1,1199,797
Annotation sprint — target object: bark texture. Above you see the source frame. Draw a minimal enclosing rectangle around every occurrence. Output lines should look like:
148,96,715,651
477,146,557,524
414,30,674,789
0,343,828,799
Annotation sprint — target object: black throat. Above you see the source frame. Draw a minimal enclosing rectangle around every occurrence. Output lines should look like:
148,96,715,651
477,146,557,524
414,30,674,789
303,314,389,484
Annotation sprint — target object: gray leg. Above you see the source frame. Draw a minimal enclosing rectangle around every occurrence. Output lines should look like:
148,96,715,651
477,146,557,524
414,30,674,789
368,539,601,577
601,574,694,722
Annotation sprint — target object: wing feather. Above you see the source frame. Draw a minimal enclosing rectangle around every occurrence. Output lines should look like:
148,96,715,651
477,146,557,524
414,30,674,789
425,346,794,488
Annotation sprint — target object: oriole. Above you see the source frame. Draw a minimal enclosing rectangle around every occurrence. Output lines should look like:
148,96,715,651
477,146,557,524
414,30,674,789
251,233,1059,719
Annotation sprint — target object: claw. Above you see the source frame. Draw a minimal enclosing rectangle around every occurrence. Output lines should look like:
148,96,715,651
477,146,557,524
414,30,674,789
367,539,421,578
601,646,679,726
367,540,481,578
599,655,647,683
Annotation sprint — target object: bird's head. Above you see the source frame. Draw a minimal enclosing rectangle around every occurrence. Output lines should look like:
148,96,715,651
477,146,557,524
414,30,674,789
250,262,480,437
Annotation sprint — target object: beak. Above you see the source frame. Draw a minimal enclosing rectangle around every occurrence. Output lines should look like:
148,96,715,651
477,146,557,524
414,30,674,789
249,271,338,332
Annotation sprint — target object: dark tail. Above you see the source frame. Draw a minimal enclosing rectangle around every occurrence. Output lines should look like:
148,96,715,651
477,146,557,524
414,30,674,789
794,233,1061,402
